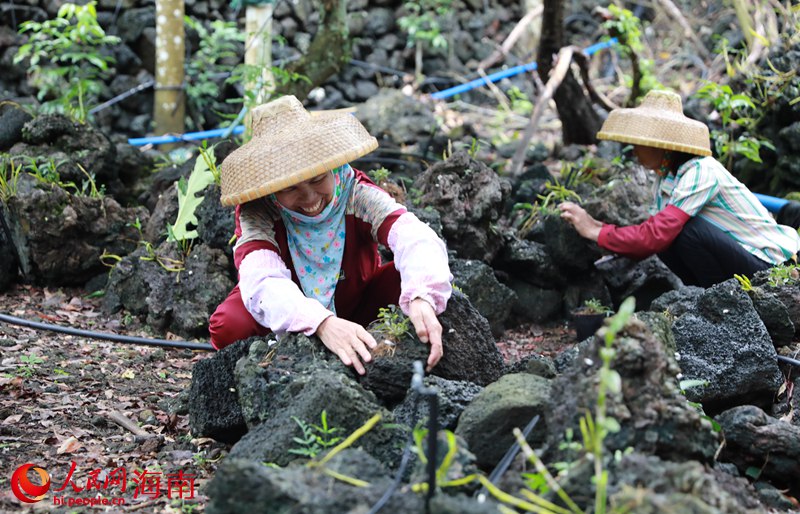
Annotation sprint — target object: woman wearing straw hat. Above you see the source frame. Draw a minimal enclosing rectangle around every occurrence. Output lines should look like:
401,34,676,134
209,95,452,374
559,89,800,288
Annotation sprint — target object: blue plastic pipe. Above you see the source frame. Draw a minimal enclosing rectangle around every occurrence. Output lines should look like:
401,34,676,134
128,125,245,146
754,193,789,214
430,38,618,100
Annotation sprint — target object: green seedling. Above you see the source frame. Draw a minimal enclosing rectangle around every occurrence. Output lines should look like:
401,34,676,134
288,410,342,459
17,353,44,377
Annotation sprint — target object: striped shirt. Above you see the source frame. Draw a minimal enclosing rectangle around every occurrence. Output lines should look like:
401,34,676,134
654,156,800,264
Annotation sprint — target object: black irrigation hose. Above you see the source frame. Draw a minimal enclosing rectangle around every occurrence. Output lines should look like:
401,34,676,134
474,414,540,501
368,360,440,514
0,313,214,351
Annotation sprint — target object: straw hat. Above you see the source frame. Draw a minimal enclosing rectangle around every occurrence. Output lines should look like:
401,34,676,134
219,95,378,206
596,90,711,156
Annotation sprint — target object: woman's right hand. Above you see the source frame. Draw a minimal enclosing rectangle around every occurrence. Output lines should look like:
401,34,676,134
315,316,377,375
559,201,603,242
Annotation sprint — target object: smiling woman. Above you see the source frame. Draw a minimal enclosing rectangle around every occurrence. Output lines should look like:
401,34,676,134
209,95,454,375
274,173,334,216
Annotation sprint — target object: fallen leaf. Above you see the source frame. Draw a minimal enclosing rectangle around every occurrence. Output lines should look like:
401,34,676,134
57,436,82,454
2,414,23,425
121,369,135,379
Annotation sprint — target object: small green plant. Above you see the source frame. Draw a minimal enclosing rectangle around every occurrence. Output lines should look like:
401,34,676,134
184,17,244,130
467,137,482,159
580,298,613,315
20,155,64,184
167,143,220,258
368,167,392,184
601,5,662,104
14,1,120,122
767,263,799,287
511,202,540,237
397,0,452,81
734,273,753,291
288,410,342,459
693,82,775,168
537,179,582,213
373,304,412,341
507,86,533,116
75,163,104,198
17,353,44,377
0,154,22,203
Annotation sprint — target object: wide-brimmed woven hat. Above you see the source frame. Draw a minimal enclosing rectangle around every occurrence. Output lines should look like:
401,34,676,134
219,95,378,206
596,90,711,156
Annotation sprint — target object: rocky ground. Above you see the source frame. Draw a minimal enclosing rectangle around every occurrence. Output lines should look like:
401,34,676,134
0,283,575,513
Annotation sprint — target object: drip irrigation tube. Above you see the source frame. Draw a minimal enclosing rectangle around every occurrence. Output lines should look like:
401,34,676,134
368,360,439,514
0,313,214,351
475,414,540,502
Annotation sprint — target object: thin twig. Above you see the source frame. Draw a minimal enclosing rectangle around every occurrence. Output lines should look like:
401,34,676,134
510,46,575,176
107,410,148,437
655,0,709,58
477,67,512,112
477,5,544,71
573,51,618,112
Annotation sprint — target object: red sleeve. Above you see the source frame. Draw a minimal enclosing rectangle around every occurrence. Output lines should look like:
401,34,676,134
233,240,279,270
376,208,407,246
232,204,280,269
597,205,691,260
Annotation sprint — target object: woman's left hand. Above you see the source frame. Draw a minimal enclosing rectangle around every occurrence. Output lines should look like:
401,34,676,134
408,298,444,372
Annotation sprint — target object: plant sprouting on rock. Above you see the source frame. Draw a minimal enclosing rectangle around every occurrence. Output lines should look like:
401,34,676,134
288,410,342,459
167,143,220,257
767,263,800,287
0,154,22,204
372,304,413,342
14,1,121,122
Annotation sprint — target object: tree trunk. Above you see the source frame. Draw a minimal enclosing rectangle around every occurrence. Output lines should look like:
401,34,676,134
537,0,601,145
153,0,186,136
278,0,349,100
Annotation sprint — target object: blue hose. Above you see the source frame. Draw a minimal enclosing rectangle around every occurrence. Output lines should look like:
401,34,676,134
753,193,789,214
430,38,618,100
128,125,245,146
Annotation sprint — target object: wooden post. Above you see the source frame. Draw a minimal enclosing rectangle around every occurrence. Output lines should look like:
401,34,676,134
153,0,186,137
245,2,274,111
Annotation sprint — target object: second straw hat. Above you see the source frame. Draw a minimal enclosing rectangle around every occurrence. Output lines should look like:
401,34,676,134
220,95,379,206
596,90,711,157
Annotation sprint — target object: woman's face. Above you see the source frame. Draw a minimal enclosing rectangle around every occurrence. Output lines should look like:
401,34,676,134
274,171,334,216
633,145,666,171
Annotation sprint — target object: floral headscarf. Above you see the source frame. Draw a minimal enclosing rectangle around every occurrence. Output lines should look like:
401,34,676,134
269,164,354,312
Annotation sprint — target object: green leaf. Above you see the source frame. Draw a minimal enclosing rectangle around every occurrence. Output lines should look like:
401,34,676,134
745,466,762,479
602,417,621,434
168,151,216,242
679,379,709,391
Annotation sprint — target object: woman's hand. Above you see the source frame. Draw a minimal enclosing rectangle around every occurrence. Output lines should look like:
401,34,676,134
315,316,377,375
408,298,444,371
559,202,603,242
